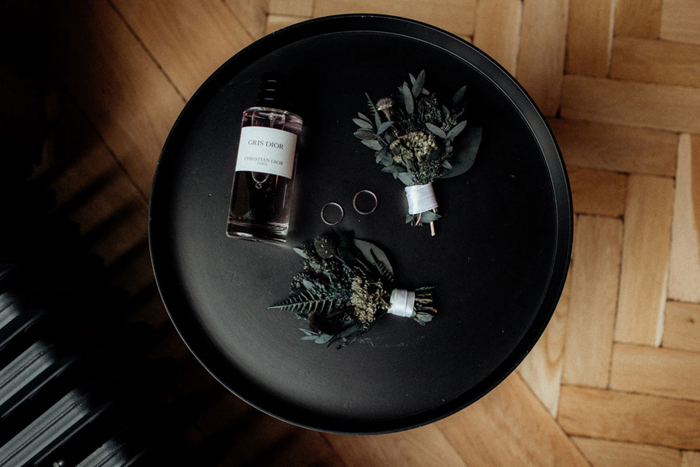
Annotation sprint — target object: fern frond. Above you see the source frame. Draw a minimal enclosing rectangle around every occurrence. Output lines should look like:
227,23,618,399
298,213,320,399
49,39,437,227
370,249,394,285
365,92,382,128
268,290,338,316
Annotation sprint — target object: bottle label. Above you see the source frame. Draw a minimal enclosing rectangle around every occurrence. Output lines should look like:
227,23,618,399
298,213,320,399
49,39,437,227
235,126,297,179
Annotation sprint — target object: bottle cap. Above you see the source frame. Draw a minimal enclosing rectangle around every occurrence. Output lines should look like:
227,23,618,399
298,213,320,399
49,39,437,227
257,73,289,109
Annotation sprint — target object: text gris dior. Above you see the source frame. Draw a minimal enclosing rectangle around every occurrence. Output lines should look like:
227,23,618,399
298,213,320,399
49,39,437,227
244,139,286,166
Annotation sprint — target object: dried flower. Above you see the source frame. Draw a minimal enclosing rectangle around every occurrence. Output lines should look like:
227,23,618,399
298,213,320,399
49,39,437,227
314,234,338,259
350,276,387,324
389,131,437,161
377,97,394,120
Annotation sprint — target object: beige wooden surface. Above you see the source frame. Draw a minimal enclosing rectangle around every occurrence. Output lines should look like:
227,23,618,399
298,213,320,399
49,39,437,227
563,215,622,388
46,0,700,464
616,175,674,346
473,0,522,75
566,0,616,76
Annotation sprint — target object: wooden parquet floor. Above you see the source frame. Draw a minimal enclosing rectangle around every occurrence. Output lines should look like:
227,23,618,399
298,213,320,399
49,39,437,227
39,0,700,465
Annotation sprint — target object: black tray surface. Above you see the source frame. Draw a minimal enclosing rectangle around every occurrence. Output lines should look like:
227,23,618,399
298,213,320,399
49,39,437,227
149,14,572,434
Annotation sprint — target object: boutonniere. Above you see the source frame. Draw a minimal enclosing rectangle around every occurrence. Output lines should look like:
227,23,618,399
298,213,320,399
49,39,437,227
354,70,482,236
269,232,435,348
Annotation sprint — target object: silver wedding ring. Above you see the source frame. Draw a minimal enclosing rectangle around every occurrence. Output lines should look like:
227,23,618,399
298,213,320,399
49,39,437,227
321,202,344,225
353,190,378,215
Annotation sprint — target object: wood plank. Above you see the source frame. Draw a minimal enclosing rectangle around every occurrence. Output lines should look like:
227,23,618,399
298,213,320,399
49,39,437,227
313,0,477,37
266,14,309,35
559,386,700,450
517,262,572,417
572,436,682,467
568,167,627,217
223,0,268,40
683,451,700,467
668,134,700,303
615,175,674,346
473,0,522,76
660,0,700,45
566,0,615,76
36,95,153,296
325,425,466,467
548,118,677,177
611,37,700,88
664,301,700,353
613,0,662,39
437,374,589,466
53,0,184,197
562,215,622,388
112,0,252,100
610,343,700,402
516,0,568,116
31,92,170,329
561,75,700,134
269,0,314,16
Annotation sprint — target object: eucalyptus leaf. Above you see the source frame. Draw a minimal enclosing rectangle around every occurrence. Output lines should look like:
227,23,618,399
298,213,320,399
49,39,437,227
406,214,416,223
382,165,407,174
301,335,319,341
419,211,441,223
293,247,308,259
362,139,383,151
315,333,333,344
332,323,362,342
401,82,414,114
354,129,376,140
397,172,415,186
452,84,467,107
415,312,433,324
446,120,467,139
376,153,394,166
411,70,426,98
427,147,444,162
354,239,394,276
382,132,396,145
440,127,482,179
353,118,374,129
442,160,452,170
425,122,447,139
441,105,451,121
377,121,393,135
357,112,371,123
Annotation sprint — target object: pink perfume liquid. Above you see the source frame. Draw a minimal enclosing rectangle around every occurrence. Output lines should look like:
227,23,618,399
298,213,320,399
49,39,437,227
227,106,303,243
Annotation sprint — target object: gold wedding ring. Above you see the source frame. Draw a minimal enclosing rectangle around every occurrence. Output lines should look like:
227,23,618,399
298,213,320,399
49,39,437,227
321,202,344,225
353,190,378,215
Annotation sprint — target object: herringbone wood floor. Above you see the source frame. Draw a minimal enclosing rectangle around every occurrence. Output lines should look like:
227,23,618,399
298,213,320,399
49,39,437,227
39,0,700,465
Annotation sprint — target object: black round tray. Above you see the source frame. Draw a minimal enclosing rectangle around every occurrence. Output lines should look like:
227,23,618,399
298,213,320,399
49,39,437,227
149,14,572,434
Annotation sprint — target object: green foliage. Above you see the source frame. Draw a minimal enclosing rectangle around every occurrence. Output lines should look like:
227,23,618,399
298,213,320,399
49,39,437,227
353,70,483,225
269,232,437,348
268,290,340,316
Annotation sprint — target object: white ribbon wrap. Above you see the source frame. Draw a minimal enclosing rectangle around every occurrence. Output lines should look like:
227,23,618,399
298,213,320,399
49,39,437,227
405,183,438,215
387,289,416,318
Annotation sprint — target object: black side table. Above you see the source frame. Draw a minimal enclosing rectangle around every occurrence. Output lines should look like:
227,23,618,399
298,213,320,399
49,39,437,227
149,14,572,434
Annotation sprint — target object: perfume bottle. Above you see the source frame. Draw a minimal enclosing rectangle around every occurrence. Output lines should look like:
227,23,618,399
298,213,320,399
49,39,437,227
226,74,303,243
